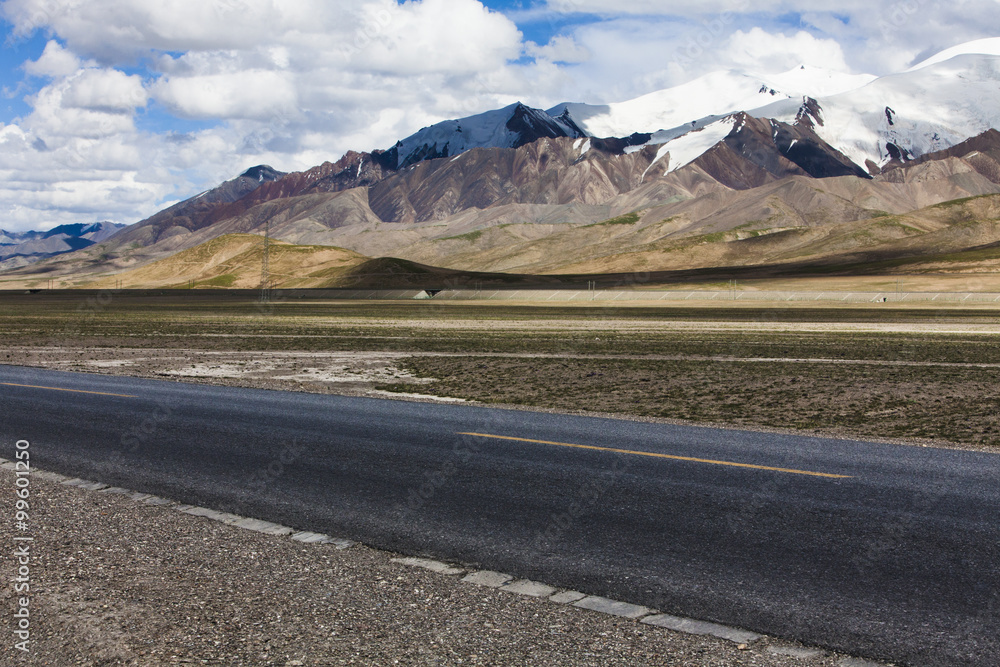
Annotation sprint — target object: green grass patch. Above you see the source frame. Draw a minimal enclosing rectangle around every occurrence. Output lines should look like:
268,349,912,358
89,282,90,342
872,218,924,234
195,274,238,288
697,230,728,243
930,194,996,210
441,229,485,242
585,212,641,228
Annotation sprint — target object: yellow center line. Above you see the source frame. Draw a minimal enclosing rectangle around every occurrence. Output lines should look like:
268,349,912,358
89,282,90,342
459,432,852,479
1,382,138,399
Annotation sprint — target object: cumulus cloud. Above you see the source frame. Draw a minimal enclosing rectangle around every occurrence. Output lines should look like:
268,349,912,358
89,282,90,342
724,28,850,73
546,0,915,16
152,70,297,121
61,69,148,113
23,40,82,78
526,35,591,64
352,0,523,74
25,71,145,140
2,0,286,58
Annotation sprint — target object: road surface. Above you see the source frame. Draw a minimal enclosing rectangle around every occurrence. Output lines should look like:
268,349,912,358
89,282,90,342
2,364,997,665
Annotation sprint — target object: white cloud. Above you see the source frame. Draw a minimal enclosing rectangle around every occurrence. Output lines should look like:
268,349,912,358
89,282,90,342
2,0,288,58
351,0,522,75
542,0,1000,76
23,40,81,78
545,0,903,15
61,69,147,113
724,28,850,73
0,122,173,230
152,70,297,121
526,35,591,64
26,76,142,140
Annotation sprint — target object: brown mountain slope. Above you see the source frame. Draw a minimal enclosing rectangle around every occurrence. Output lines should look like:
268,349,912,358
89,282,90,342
76,236,572,290
91,125,990,257
69,195,1000,290
685,113,869,190
141,131,1000,272
82,235,368,290
880,129,1000,180
349,163,1000,274
549,194,1000,276
106,166,285,250
365,138,662,224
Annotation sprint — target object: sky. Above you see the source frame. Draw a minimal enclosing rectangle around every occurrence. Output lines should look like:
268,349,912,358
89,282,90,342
0,0,998,232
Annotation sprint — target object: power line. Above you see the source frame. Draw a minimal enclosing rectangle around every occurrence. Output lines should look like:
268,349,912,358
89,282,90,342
259,220,271,304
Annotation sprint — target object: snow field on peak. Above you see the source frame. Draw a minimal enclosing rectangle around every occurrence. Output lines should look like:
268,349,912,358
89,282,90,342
763,65,877,98
758,53,1000,169
553,70,789,138
552,65,875,139
392,103,527,166
391,102,583,168
642,117,738,180
630,50,1000,174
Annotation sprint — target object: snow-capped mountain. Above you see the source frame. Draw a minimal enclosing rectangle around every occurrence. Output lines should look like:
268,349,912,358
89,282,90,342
753,50,1000,172
549,66,876,140
104,39,1000,252
384,66,878,173
387,102,587,169
381,38,1000,180
629,39,1000,177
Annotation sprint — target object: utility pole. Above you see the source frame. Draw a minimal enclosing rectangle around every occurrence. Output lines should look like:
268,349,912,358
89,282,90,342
260,220,271,304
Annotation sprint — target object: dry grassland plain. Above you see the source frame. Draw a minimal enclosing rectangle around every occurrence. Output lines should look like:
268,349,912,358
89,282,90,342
2,290,999,451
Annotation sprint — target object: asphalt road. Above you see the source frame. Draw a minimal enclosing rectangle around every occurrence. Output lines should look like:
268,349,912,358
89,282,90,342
2,364,998,666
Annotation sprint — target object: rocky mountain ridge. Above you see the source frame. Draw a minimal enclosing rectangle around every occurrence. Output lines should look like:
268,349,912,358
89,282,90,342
0,222,126,271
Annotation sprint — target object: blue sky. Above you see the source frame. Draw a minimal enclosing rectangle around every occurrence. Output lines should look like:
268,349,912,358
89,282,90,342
479,0,601,45
0,29,45,120
0,0,997,232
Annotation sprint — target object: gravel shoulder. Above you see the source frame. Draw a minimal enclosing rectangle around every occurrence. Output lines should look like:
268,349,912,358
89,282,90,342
0,468,867,666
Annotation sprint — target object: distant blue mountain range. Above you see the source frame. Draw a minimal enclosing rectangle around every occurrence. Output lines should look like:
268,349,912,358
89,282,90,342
0,222,126,270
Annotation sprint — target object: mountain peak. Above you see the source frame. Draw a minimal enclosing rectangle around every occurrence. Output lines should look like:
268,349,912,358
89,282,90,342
389,102,587,170
239,165,284,182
